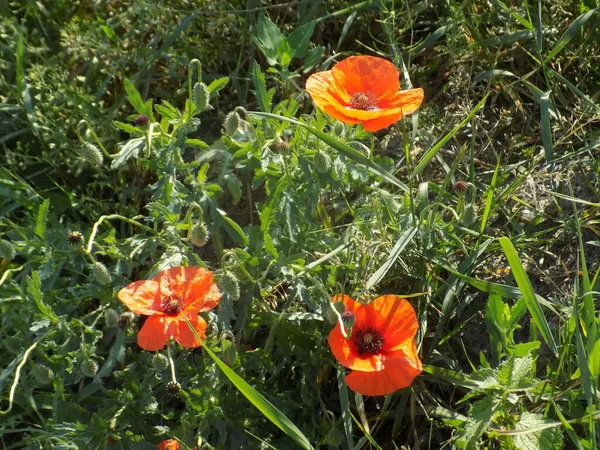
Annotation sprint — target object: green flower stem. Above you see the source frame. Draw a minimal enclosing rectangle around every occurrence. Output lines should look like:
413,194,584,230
0,341,39,416
76,120,113,159
166,344,177,383
86,214,156,254
187,59,203,118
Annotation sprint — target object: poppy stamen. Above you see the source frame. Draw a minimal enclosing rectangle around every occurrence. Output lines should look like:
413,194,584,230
162,295,183,316
353,327,384,354
349,92,378,111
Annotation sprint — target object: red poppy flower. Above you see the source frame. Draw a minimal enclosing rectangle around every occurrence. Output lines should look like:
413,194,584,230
306,55,424,132
118,266,221,351
328,294,422,396
157,439,179,450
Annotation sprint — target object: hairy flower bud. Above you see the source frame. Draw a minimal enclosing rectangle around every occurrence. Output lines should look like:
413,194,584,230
0,238,15,262
32,364,54,385
79,142,103,167
190,222,209,247
314,150,332,174
223,111,240,136
134,114,150,128
105,309,119,327
81,359,98,377
221,272,240,300
92,262,111,285
193,82,210,112
152,353,169,371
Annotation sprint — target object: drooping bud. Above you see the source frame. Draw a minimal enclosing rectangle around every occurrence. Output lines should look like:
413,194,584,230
66,231,84,246
79,142,103,167
81,359,99,377
32,364,54,385
270,138,291,155
152,353,169,371
0,238,15,262
92,262,111,285
134,114,150,128
221,272,240,300
314,150,332,174
190,222,209,247
333,121,345,136
193,82,210,112
223,111,241,136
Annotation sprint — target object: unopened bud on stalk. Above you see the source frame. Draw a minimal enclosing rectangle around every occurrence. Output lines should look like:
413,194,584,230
190,222,209,247
223,111,240,136
221,272,240,300
314,150,332,174
32,364,54,385
79,142,103,167
152,353,169,371
81,359,98,377
105,309,119,327
333,121,345,136
92,262,111,286
134,114,150,128
0,239,15,262
193,82,210,112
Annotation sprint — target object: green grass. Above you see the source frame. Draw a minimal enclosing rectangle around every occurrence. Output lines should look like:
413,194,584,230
1,1,600,449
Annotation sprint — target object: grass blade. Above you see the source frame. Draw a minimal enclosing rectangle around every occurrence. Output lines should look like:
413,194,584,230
498,237,558,355
185,318,314,450
544,8,599,63
479,159,500,235
248,111,409,192
412,94,488,177
539,91,553,163
365,227,417,291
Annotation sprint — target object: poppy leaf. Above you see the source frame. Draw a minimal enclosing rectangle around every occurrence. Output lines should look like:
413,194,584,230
184,317,315,450
287,20,316,59
252,15,284,66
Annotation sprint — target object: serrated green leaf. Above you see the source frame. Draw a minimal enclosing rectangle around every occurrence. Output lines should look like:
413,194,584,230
207,77,229,95
111,138,144,169
34,199,49,241
184,138,209,150
252,61,273,113
456,396,497,449
513,412,563,450
113,121,141,134
287,20,316,59
252,15,284,66
27,272,58,323
123,78,145,115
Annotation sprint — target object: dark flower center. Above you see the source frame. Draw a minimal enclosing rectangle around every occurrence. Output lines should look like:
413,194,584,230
353,327,384,354
162,295,183,316
349,92,378,111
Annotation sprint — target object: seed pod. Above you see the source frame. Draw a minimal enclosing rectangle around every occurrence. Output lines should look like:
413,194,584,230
92,262,111,286
190,222,209,247
79,142,103,167
32,364,54,385
66,231,83,246
193,82,210,112
314,150,332,174
223,111,240,136
166,380,182,397
221,272,240,300
81,359,98,377
270,138,291,155
453,181,469,193
0,239,15,262
152,353,169,371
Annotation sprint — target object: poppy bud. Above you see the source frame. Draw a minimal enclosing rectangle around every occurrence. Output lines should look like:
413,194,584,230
333,121,345,136
79,142,103,167
270,138,291,155
105,309,119,327
193,82,210,112
223,111,240,136
166,380,182,397
32,364,54,385
221,272,240,300
118,311,135,329
190,222,209,247
325,426,342,447
66,231,84,246
314,150,331,174
81,359,98,377
92,262,111,285
152,353,169,371
0,238,15,262
134,114,150,128
6,335,22,354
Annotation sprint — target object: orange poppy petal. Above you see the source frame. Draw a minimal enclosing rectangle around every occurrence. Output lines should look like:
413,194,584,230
345,343,422,396
332,56,399,99
363,295,419,351
306,71,356,123
157,439,180,450
138,316,170,351
380,87,424,113
174,315,207,348
188,274,222,313
153,266,216,312
328,320,384,372
118,280,165,315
